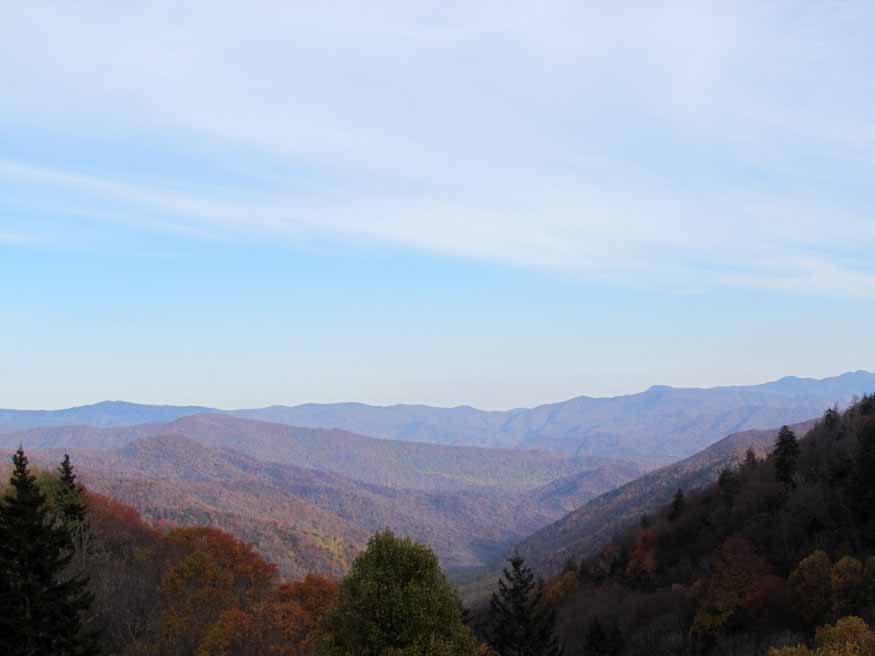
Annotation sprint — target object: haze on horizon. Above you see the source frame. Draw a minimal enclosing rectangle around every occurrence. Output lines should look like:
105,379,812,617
2,2,874,410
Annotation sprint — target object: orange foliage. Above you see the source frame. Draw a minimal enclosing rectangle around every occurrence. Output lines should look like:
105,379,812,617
626,528,657,579
197,575,339,656
160,527,278,654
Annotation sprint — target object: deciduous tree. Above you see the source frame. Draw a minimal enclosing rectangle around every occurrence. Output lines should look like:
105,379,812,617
321,530,479,656
789,550,833,624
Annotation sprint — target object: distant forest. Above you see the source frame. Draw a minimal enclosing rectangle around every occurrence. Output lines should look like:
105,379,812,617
2,396,875,655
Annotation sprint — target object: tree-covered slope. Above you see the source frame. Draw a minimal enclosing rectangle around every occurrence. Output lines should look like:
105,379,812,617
536,397,875,655
1,413,639,493
514,419,816,576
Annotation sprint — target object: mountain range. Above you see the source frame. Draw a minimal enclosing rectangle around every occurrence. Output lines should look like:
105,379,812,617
2,370,873,460
2,414,642,577
3,371,874,582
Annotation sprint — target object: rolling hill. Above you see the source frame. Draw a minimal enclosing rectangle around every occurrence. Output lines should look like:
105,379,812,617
0,414,638,493
5,415,644,577
2,371,872,460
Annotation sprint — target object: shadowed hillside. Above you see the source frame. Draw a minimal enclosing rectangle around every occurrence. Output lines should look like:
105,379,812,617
515,397,875,655
512,419,817,576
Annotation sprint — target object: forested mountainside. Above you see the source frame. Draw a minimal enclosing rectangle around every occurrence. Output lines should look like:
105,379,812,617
0,414,638,493
514,419,817,576
526,396,875,655
2,371,872,460
4,420,641,576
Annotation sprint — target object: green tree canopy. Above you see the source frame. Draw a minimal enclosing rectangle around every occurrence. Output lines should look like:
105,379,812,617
320,529,479,656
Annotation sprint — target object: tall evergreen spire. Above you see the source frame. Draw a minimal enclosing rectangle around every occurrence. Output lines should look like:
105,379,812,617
56,453,89,537
773,425,800,487
488,552,563,656
0,447,100,655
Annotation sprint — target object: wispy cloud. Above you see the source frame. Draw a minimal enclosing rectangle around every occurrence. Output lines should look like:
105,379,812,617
1,2,873,295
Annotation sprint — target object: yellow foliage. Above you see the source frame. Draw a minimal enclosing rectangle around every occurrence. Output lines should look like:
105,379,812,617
816,617,875,656
790,551,833,624
770,617,875,656
691,537,771,638
832,557,865,615
769,647,813,656
544,571,578,604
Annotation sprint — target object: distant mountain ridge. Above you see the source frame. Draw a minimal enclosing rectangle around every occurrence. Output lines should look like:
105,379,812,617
0,414,635,493
5,418,643,576
0,400,214,432
3,371,872,460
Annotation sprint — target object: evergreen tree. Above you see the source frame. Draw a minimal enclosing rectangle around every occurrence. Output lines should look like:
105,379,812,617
718,467,740,501
773,425,800,487
851,421,875,544
56,454,88,528
668,489,685,521
0,447,99,656
582,617,623,656
824,406,840,430
743,447,758,469
488,553,563,656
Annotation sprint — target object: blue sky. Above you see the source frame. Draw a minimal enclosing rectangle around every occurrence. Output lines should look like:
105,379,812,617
2,2,874,410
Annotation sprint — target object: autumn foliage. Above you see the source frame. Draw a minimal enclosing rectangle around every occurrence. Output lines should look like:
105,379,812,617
60,488,338,656
538,396,875,655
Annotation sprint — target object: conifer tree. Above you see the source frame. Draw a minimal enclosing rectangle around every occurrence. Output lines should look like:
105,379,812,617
824,406,840,430
743,447,758,469
851,421,875,544
57,454,88,528
0,447,100,655
582,617,624,656
668,489,685,521
718,467,740,501
55,454,92,563
773,425,800,487
488,553,563,656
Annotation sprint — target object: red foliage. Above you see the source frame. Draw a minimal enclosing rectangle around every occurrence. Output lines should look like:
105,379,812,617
85,490,158,537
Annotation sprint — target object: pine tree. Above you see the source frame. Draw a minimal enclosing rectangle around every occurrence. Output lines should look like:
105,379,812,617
743,447,758,469
773,425,800,487
55,454,92,560
583,617,623,656
0,447,100,655
718,467,740,501
668,489,685,521
488,553,563,656
824,406,840,430
57,454,88,528
851,421,875,545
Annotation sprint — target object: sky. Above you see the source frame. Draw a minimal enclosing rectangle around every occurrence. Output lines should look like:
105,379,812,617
2,2,874,410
